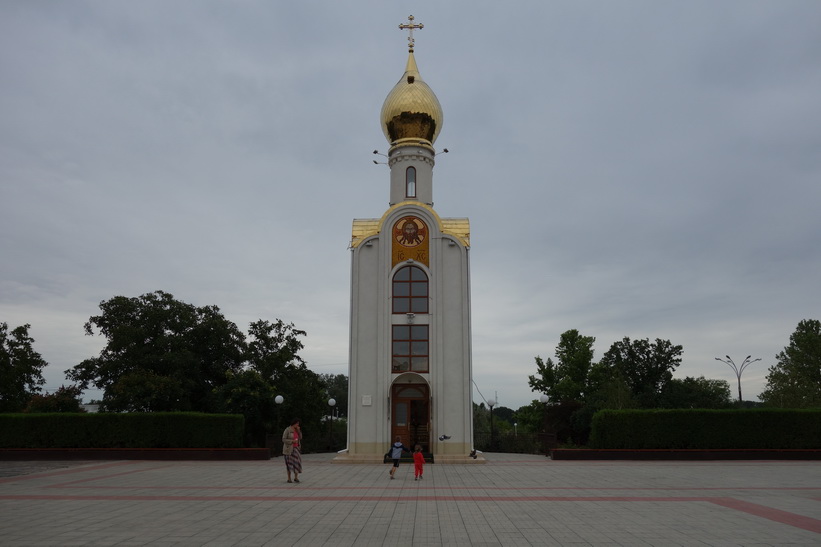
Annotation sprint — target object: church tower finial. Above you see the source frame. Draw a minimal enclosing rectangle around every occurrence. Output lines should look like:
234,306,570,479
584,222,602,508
381,15,442,147
398,15,424,52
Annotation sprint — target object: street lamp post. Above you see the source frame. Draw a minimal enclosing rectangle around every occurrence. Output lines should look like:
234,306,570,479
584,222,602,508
487,398,496,451
275,394,284,431
327,398,336,451
715,355,761,405
539,394,550,455
274,395,284,457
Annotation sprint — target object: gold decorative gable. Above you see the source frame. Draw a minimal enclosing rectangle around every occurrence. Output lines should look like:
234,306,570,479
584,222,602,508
350,219,380,248
350,207,470,250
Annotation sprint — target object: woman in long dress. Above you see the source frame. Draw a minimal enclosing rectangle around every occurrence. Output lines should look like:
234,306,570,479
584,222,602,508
282,418,302,483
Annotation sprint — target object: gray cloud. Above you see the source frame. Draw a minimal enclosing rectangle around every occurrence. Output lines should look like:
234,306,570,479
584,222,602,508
2,1,819,409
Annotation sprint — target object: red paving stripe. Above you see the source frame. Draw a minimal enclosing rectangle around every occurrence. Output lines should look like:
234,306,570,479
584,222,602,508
536,460,815,467
710,497,821,534
0,494,709,502
47,483,821,492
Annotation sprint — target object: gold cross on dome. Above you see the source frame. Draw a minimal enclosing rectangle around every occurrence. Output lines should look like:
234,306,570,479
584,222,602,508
398,15,424,52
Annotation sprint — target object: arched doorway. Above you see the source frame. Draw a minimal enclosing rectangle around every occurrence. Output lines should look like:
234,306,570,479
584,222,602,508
391,383,430,452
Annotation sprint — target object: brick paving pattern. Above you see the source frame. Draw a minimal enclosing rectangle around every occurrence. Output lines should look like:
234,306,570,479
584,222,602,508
1,453,819,546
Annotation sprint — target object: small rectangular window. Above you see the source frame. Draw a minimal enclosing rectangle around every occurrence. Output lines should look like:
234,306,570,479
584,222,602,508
392,325,429,373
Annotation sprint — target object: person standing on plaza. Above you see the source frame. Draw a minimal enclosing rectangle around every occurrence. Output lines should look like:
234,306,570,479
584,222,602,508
388,436,411,479
413,444,425,480
282,418,302,483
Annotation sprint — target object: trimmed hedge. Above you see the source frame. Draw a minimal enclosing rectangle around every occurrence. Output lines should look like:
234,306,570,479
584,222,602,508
0,412,244,448
589,409,821,449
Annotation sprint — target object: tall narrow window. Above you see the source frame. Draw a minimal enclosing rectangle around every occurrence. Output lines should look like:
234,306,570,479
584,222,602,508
393,266,428,314
405,166,416,198
391,325,429,373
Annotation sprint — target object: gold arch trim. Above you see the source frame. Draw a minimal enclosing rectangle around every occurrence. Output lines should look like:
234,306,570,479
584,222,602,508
350,202,470,250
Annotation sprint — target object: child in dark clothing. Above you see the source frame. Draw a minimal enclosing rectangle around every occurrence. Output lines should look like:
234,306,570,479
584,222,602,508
389,436,411,479
413,444,425,480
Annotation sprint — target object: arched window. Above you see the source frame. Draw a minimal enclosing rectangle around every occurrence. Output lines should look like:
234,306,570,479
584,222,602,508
405,166,416,198
392,266,428,314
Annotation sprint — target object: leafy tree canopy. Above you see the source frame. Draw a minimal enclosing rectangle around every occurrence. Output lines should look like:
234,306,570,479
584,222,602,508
586,361,637,410
760,319,821,408
213,369,276,446
0,322,48,412
247,319,306,380
319,373,348,418
658,376,732,409
513,402,544,434
598,337,683,408
24,385,85,413
66,291,247,412
528,329,596,403
244,319,325,440
272,362,326,436
493,405,516,425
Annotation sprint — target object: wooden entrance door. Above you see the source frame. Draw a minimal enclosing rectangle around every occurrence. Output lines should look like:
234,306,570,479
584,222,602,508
391,384,430,452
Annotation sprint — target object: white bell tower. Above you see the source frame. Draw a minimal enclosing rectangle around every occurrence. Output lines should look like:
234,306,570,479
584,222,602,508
336,16,477,464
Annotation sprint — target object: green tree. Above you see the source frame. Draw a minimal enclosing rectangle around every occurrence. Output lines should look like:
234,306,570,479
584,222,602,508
598,337,683,408
245,320,325,447
760,319,821,408
528,329,596,403
473,402,490,435
658,376,732,409
24,385,85,413
66,291,247,412
319,373,348,418
247,319,306,380
0,322,48,412
493,405,516,426
513,402,544,434
213,369,276,447
586,361,637,410
274,362,327,449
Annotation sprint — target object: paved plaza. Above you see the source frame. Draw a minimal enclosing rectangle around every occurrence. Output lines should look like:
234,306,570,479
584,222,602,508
0,453,819,546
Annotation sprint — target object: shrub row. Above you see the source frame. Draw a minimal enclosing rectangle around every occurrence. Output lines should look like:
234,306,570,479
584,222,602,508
0,412,244,448
589,409,821,449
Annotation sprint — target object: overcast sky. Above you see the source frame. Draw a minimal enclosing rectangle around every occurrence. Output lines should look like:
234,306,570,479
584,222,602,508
2,1,820,410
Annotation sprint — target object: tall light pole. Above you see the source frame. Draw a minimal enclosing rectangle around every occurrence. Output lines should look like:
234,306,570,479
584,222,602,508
487,398,496,451
274,395,284,457
327,398,336,451
715,355,761,405
539,394,550,455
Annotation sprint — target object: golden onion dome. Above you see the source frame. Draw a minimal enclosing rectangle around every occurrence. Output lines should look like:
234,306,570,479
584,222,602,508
380,51,443,146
